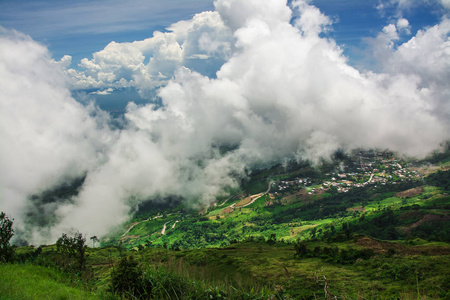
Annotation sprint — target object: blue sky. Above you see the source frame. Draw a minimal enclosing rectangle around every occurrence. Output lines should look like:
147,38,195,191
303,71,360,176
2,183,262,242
0,0,448,112
313,0,441,42
0,0,215,63
0,0,443,64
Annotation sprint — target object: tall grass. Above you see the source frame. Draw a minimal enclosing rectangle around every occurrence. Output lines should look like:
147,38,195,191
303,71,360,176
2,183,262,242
139,264,281,300
138,250,282,299
0,263,100,300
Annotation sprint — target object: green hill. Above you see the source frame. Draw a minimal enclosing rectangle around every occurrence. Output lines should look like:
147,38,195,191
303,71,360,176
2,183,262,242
2,149,449,299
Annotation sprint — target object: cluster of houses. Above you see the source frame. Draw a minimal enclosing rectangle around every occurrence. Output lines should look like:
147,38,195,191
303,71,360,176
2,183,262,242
392,168,421,180
276,178,311,192
273,153,422,195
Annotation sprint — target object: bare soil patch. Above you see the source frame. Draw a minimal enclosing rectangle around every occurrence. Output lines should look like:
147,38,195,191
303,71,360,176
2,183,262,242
410,165,450,175
398,211,423,221
222,207,234,214
356,236,450,256
403,214,450,235
92,263,115,268
290,225,317,236
284,189,326,205
235,193,264,207
395,187,425,198
120,235,140,241
370,193,380,199
347,206,366,212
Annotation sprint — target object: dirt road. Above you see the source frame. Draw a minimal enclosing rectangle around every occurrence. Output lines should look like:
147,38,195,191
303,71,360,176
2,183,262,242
122,215,162,237
232,181,274,208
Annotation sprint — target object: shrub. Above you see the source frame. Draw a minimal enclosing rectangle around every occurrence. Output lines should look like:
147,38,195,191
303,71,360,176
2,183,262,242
294,240,307,258
111,256,147,298
56,231,87,272
0,212,15,263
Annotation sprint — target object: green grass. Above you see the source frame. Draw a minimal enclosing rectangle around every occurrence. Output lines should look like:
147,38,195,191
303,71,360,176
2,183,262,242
9,236,450,299
129,218,165,236
0,264,100,300
108,180,448,250
143,241,450,299
90,155,450,297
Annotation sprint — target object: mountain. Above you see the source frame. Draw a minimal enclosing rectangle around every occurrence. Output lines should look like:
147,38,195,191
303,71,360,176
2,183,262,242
106,149,450,250
3,149,449,299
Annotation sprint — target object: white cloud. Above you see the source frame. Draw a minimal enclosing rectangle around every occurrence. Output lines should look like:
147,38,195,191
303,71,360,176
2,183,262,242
292,0,332,37
385,18,450,83
442,0,450,9
214,0,291,32
397,18,411,34
66,11,233,94
381,18,450,121
0,27,112,243
90,88,114,95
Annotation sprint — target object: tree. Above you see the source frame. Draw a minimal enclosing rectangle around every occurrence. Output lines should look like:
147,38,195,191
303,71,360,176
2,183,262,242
90,235,99,248
267,233,277,245
329,185,338,196
310,227,317,239
0,212,15,262
171,241,180,251
294,240,308,258
56,231,87,272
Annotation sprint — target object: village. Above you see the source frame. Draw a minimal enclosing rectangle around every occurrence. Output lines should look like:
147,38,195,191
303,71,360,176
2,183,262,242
274,151,423,196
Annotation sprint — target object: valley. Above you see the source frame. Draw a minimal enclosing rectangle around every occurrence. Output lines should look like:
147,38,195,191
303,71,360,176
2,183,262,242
2,149,449,299
108,149,450,252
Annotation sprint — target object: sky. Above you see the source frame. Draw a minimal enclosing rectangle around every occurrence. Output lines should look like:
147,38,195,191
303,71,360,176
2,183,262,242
1,0,449,244
0,0,215,64
0,0,443,63
1,0,446,109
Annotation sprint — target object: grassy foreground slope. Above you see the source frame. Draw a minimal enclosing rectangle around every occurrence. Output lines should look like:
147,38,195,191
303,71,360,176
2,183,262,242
8,237,450,299
0,264,99,300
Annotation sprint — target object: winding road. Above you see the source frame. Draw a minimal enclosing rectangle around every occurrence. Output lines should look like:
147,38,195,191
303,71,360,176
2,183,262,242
171,220,179,229
161,222,169,235
122,215,162,237
217,195,236,207
122,181,274,238
122,213,182,237
230,181,274,209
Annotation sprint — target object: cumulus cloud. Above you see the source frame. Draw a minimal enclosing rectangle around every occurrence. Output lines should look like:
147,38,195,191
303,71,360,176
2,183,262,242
381,17,450,121
90,88,114,95
442,0,450,9
214,0,291,31
66,11,233,96
1,0,450,244
383,18,450,85
367,16,450,123
396,18,411,34
292,0,332,36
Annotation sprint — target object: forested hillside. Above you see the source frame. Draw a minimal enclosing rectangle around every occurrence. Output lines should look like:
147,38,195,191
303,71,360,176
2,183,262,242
1,150,449,299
